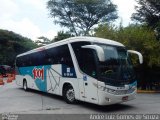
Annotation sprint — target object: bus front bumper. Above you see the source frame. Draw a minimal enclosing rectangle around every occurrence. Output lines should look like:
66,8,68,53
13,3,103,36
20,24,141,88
98,90,136,105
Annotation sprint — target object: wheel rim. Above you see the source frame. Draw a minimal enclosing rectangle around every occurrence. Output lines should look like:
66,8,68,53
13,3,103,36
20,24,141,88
66,89,75,102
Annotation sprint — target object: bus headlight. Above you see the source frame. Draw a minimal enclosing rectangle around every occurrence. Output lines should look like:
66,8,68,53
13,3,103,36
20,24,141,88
97,85,106,91
106,88,116,93
98,85,116,94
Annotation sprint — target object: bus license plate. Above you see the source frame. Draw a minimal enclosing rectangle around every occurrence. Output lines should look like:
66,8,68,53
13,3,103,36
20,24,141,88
122,96,128,101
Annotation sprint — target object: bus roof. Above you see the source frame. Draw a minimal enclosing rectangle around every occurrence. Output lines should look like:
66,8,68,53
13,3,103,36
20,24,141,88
17,36,124,57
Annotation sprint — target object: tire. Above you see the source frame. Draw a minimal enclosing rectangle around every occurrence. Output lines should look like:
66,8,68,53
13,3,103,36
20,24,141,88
63,85,76,104
23,80,28,91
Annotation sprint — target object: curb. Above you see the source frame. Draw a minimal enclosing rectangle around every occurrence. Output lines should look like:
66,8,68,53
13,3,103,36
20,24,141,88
137,90,160,93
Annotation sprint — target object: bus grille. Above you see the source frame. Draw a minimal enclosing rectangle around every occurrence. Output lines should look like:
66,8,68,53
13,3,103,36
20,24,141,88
114,88,135,95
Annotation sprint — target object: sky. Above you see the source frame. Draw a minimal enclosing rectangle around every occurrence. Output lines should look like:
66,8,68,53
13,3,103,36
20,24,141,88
0,0,137,41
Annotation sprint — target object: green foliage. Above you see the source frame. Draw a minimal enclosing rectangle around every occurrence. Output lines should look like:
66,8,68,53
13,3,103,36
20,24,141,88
94,24,118,40
0,29,38,66
53,31,74,42
155,21,160,41
132,0,160,27
35,36,52,46
132,0,160,40
47,0,118,36
94,24,160,67
34,31,74,45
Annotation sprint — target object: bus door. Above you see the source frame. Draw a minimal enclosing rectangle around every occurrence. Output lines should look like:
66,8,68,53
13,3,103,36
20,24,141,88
79,49,98,104
83,75,98,104
71,42,98,104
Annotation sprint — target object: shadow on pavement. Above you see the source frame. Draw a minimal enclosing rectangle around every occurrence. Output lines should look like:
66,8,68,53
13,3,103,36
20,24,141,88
77,102,134,113
19,88,64,101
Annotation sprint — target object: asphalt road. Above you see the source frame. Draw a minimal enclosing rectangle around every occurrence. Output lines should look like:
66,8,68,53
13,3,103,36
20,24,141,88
0,81,160,115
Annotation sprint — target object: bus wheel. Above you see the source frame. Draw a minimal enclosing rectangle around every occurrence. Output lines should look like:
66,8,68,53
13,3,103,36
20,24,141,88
63,85,75,104
23,80,28,91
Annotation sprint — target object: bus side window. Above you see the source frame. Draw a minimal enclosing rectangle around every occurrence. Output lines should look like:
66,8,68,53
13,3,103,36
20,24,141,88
16,57,23,67
45,47,59,65
47,58,53,64
45,45,74,68
17,55,28,67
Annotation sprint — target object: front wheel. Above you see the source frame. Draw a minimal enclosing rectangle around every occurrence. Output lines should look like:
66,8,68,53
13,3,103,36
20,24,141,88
63,85,76,104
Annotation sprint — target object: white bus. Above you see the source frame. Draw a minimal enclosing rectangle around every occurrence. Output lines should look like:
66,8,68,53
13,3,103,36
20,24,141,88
15,37,143,105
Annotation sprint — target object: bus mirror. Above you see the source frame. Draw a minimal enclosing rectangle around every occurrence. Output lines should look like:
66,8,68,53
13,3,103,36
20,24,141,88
81,45,105,62
127,50,143,64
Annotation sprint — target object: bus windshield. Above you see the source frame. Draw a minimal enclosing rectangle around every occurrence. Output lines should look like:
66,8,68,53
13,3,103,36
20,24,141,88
96,44,135,86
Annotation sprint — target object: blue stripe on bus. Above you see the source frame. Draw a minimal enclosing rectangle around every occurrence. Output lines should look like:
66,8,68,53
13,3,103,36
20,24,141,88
19,65,51,92
18,64,77,92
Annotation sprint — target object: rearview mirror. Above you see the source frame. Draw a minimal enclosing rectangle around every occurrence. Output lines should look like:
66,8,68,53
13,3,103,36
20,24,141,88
127,50,143,64
81,45,105,62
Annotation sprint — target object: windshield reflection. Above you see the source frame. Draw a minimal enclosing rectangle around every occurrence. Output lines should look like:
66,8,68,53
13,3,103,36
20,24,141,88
96,44,135,86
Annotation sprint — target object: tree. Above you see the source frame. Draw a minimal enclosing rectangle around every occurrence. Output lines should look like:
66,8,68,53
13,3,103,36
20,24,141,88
35,36,52,46
132,0,160,28
0,29,38,66
47,0,118,36
53,31,74,42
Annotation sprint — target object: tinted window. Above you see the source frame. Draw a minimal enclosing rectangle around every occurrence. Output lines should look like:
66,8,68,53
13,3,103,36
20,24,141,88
16,55,29,67
45,45,74,67
16,44,73,68
71,42,97,78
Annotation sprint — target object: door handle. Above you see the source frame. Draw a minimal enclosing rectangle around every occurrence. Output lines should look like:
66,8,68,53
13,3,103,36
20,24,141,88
85,82,88,86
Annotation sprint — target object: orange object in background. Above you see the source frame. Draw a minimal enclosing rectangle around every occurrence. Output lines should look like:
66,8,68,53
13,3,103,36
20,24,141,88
0,73,15,85
6,74,15,83
0,75,2,78
0,80,4,85
10,74,15,81
7,77,13,83
7,73,11,77
11,70,16,80
0,75,4,85
10,76,15,81
12,74,16,80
